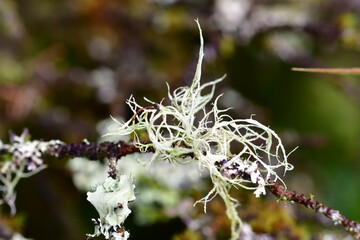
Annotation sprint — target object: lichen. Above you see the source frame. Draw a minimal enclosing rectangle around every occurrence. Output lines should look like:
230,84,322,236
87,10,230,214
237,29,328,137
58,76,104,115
87,175,136,240
0,129,62,215
108,19,293,240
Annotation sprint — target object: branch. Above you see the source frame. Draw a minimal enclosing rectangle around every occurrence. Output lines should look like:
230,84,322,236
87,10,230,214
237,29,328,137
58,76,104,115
267,182,360,239
0,130,145,162
219,161,360,239
47,140,142,160
1,131,359,238
0,131,143,213
292,67,360,75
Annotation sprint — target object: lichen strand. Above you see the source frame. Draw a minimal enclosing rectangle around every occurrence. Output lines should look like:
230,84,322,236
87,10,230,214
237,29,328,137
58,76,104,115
109,20,293,240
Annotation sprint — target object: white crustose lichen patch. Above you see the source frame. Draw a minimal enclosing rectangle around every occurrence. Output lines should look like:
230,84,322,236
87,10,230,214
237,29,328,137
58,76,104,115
108,20,293,240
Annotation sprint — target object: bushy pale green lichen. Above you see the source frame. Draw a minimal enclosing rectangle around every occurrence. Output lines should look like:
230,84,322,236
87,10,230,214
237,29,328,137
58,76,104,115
108,20,293,240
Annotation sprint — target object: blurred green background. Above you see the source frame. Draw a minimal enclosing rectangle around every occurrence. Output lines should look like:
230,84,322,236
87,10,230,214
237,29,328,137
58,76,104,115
0,0,360,239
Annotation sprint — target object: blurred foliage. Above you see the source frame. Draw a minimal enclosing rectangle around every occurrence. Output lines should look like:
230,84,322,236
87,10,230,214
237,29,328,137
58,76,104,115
0,0,360,239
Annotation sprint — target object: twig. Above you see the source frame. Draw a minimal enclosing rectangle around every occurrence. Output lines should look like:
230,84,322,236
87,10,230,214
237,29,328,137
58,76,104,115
1,134,359,238
45,140,142,160
292,67,360,75
219,159,360,239
267,182,360,239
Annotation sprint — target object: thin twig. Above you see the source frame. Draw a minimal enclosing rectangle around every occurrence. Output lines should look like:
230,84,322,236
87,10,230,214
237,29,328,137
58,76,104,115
219,160,360,239
267,182,360,239
130,105,158,121
46,140,143,160
1,137,359,238
292,67,360,75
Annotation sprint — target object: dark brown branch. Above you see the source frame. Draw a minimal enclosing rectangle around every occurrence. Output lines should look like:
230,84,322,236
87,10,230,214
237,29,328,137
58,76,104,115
267,182,360,239
217,159,360,239
1,132,359,238
46,140,142,160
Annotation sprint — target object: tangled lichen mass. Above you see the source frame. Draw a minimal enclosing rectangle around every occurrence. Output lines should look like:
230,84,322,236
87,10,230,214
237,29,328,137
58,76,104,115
109,20,293,240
